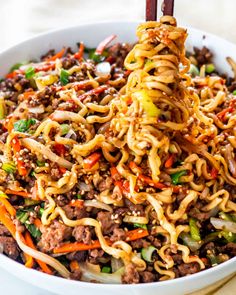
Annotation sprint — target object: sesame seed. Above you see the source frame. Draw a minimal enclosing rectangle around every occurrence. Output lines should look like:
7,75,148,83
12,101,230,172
138,230,143,233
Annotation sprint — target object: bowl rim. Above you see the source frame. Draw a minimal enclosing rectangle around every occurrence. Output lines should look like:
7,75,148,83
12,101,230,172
0,252,235,288
0,20,236,288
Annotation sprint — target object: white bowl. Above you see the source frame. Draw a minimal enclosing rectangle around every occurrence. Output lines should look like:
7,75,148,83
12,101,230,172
0,21,236,295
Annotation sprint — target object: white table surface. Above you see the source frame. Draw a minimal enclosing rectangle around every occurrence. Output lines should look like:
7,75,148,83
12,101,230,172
1,1,236,294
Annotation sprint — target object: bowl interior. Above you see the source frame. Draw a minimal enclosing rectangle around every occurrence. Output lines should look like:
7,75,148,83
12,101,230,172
0,20,236,295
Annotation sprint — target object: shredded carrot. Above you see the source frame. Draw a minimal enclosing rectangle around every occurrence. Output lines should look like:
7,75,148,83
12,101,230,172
18,91,35,101
5,189,29,198
58,167,67,174
33,218,42,229
95,34,116,55
83,152,101,170
69,199,84,208
53,228,149,254
110,166,120,180
54,240,103,254
70,260,80,272
138,174,167,189
3,115,14,132
20,234,34,269
74,42,84,60
0,197,16,217
0,205,16,237
5,69,24,79
164,154,175,168
12,136,27,176
125,228,149,241
24,232,53,275
46,48,65,62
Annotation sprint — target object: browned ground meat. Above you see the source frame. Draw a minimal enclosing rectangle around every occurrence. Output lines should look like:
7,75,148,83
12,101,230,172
62,205,87,220
124,199,145,216
110,228,126,242
0,236,19,259
220,243,236,256
62,57,77,70
177,262,200,276
88,249,105,264
130,238,150,249
97,177,113,192
96,211,120,235
70,269,82,281
139,271,156,283
0,224,11,236
193,46,213,67
66,251,87,262
50,165,61,181
72,226,92,244
122,263,140,284
38,220,72,253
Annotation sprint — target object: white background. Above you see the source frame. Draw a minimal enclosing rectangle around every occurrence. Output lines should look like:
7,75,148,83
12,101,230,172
0,0,235,294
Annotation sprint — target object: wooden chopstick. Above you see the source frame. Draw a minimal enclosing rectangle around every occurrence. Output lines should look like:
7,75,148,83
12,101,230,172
162,0,175,16
146,0,158,21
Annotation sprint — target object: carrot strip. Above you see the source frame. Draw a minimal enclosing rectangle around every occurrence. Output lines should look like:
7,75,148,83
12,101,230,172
70,260,80,272
46,48,65,62
110,166,120,180
24,232,52,275
5,189,29,198
53,229,149,254
165,154,175,168
125,229,149,241
69,199,84,208
33,218,42,229
83,152,101,170
95,34,116,55
12,136,27,176
0,197,16,217
138,174,167,189
74,42,84,60
54,240,102,254
0,205,16,237
21,234,34,269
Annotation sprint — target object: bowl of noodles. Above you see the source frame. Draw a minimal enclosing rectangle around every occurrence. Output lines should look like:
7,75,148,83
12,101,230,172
0,17,235,295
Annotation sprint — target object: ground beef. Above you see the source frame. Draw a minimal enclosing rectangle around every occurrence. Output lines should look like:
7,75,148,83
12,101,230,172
0,132,8,143
220,243,236,256
72,226,91,244
139,271,156,283
66,251,87,262
0,224,11,236
108,43,134,68
110,228,126,242
70,269,82,281
188,207,212,221
172,253,183,264
62,57,77,70
193,46,213,67
124,199,145,216
96,211,119,235
88,249,104,264
38,220,72,253
130,238,150,249
50,165,61,181
177,262,200,277
122,263,140,284
56,194,70,207
62,205,87,220
97,177,113,192
146,235,162,248
0,236,19,259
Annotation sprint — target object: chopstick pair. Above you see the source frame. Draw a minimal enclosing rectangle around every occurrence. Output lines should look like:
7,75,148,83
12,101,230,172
146,0,175,21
